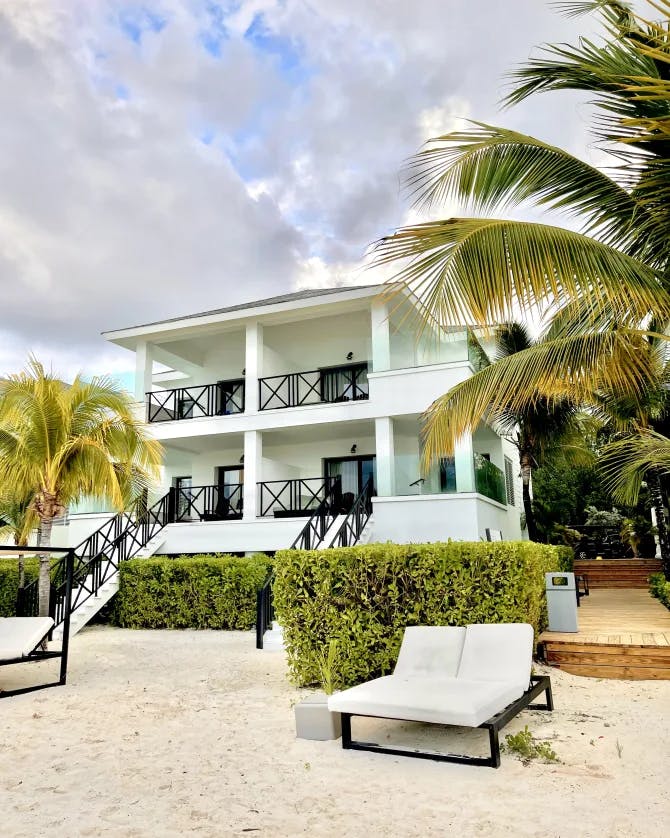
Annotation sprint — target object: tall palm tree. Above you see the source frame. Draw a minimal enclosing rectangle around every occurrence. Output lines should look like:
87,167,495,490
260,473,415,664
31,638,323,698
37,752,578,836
372,1,670,545
0,360,163,616
422,323,590,541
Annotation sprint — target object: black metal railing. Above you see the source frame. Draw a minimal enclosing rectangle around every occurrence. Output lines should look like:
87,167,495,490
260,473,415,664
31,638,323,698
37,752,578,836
290,477,342,550
258,477,339,518
19,493,171,628
256,570,275,650
259,363,369,411
328,478,374,548
147,379,244,423
170,484,243,522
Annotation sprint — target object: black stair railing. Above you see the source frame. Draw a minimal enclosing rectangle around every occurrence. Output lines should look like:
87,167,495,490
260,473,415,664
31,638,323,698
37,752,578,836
328,478,374,548
19,493,171,628
290,476,342,550
255,570,275,650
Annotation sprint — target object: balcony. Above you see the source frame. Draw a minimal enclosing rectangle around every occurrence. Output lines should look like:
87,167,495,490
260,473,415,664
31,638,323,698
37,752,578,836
147,379,244,423
169,483,243,522
258,363,369,411
474,454,506,505
258,477,341,517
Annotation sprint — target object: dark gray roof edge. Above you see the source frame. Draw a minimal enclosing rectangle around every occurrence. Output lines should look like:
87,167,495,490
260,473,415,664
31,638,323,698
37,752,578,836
103,283,385,335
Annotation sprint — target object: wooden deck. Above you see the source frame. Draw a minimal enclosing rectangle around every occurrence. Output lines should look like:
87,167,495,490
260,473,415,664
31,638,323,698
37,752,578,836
540,587,670,679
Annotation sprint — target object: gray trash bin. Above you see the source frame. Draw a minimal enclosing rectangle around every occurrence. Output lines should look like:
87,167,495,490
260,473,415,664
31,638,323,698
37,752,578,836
545,572,578,633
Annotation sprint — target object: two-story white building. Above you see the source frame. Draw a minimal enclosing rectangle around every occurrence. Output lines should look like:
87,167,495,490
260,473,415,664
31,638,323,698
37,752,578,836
74,283,520,555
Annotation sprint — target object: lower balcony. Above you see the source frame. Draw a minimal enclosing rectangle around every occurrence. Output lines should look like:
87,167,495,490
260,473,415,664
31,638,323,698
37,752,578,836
169,483,243,522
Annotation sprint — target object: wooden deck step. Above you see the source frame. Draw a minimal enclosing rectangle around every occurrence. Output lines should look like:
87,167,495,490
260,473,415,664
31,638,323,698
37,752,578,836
574,558,662,588
540,587,670,679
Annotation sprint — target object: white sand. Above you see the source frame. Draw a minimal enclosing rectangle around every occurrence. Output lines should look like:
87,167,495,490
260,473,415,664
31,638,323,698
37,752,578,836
1,626,669,838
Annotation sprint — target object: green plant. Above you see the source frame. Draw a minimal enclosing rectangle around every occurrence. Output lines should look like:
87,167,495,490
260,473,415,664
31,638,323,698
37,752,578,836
621,515,657,557
273,541,565,690
315,639,339,696
0,558,38,616
650,572,670,610
111,554,271,630
503,726,559,765
584,506,623,529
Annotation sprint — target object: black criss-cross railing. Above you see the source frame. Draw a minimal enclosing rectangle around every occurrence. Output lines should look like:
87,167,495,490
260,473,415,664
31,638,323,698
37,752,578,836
290,476,342,549
19,493,171,628
258,477,339,518
147,379,244,423
171,483,243,522
259,363,369,411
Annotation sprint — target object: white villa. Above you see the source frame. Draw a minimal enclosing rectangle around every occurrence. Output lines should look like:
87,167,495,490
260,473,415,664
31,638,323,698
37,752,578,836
54,284,523,556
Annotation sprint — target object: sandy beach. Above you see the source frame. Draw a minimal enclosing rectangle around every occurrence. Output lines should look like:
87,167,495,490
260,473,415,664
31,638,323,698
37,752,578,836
1,626,669,837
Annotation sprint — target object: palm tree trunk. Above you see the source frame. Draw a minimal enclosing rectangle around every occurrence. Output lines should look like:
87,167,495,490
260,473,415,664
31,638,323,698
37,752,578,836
38,517,53,618
520,455,538,542
647,468,670,578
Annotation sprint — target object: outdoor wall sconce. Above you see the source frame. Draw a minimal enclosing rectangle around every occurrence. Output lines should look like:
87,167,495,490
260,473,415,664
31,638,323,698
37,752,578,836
346,351,354,360
350,444,357,454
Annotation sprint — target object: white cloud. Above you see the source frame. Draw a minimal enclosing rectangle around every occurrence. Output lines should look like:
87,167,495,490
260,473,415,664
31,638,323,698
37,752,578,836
0,0,599,378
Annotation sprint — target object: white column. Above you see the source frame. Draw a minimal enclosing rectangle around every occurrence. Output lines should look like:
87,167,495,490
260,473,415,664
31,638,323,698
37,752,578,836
134,341,154,402
375,417,395,496
244,321,263,413
371,300,391,372
454,433,475,493
243,430,262,520
651,507,662,558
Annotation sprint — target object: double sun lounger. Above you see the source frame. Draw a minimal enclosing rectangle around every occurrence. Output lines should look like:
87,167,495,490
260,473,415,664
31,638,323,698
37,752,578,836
0,617,68,698
328,623,553,768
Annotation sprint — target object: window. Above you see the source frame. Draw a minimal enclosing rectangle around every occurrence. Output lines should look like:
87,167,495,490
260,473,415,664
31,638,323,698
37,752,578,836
439,456,456,493
504,457,515,506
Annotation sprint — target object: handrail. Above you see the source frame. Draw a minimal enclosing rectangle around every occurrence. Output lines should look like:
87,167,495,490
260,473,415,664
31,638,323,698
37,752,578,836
147,379,245,423
259,363,369,411
290,476,342,550
20,492,172,627
255,570,275,649
328,477,373,548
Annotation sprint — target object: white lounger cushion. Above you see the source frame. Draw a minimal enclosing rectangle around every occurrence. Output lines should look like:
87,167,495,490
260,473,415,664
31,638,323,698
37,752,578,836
393,626,465,678
0,617,54,661
328,622,534,729
328,675,522,728
456,623,533,696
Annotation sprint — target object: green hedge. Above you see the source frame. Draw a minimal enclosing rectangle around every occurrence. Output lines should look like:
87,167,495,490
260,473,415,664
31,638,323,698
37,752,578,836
111,554,271,630
274,541,567,690
0,559,38,616
650,572,670,610
555,545,574,572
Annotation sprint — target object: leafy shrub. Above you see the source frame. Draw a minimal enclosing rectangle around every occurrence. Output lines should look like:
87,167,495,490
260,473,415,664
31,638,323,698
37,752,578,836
650,572,670,610
584,506,623,528
554,545,574,572
273,541,565,690
503,726,559,765
0,558,38,616
111,554,271,630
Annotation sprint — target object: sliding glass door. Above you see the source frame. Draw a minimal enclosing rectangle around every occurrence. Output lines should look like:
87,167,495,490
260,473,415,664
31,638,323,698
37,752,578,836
325,456,376,509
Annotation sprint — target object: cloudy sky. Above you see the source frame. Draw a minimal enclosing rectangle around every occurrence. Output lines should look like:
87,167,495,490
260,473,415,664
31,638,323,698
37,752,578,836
0,0,601,386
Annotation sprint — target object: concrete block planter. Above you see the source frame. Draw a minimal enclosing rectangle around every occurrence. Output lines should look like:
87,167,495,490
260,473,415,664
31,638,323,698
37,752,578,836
295,692,342,740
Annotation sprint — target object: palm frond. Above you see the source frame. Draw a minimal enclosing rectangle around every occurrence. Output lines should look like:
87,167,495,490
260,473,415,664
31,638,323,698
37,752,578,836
599,428,670,502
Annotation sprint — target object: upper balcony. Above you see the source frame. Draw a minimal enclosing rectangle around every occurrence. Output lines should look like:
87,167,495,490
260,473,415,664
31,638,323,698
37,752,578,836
258,362,369,411
147,379,244,423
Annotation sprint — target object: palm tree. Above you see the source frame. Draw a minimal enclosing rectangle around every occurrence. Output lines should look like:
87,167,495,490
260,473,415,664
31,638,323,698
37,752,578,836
0,491,38,593
0,360,162,616
371,2,670,539
422,323,590,541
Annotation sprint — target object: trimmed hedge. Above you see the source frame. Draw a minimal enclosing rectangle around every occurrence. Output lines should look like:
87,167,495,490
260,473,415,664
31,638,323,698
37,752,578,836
274,541,567,689
111,554,271,630
650,572,670,610
0,559,38,616
555,545,574,572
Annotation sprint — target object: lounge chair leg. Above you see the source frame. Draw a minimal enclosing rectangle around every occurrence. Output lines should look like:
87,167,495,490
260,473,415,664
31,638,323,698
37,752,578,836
544,681,554,712
341,713,352,749
487,726,501,769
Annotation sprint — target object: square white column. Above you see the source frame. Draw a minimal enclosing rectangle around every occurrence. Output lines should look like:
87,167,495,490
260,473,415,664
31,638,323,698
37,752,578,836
371,300,390,372
454,433,475,493
134,341,154,403
243,430,262,520
245,322,263,413
375,416,395,496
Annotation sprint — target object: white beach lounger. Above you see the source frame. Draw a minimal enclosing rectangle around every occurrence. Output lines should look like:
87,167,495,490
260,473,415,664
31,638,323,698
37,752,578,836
0,617,54,662
328,623,553,768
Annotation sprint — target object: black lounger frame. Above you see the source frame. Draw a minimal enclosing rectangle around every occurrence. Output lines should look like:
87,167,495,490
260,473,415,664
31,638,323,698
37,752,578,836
340,674,553,768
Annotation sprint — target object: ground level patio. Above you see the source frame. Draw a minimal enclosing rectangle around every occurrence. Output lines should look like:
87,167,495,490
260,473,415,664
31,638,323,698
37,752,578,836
1,627,669,837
